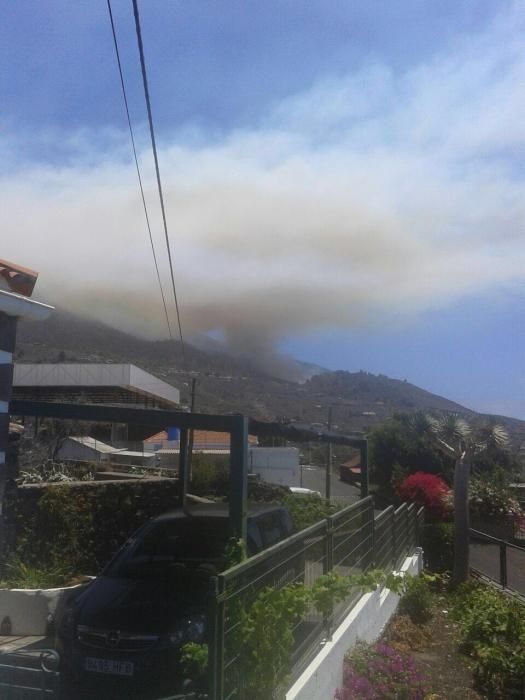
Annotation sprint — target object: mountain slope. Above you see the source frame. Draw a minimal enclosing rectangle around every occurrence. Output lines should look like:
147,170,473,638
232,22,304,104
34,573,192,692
16,310,525,445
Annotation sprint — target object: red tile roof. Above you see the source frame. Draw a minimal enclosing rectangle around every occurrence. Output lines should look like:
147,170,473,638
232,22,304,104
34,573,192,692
0,259,38,297
145,429,258,448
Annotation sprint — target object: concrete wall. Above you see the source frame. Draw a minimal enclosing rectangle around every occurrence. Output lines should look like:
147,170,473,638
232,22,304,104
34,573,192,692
0,580,93,636
286,548,423,700
0,314,17,470
248,447,300,487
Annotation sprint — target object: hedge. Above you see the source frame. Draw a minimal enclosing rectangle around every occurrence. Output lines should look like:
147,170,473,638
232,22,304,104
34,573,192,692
6,476,292,578
8,478,180,577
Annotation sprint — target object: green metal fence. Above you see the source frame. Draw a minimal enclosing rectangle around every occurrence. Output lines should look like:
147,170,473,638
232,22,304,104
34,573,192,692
207,498,423,700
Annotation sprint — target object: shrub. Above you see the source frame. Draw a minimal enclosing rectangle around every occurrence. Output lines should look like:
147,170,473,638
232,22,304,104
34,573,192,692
452,583,525,698
190,453,229,496
395,472,451,522
10,479,181,577
0,557,69,589
421,522,454,573
335,641,426,699
469,477,522,522
384,614,431,653
280,494,339,531
18,460,95,484
180,642,208,689
397,574,433,625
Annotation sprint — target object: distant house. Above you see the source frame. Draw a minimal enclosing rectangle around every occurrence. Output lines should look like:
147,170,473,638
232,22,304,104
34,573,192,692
339,454,362,485
143,429,259,454
57,436,156,468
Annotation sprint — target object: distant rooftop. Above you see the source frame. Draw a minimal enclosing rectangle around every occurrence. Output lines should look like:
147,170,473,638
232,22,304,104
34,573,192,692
145,429,258,450
0,258,38,297
13,363,180,409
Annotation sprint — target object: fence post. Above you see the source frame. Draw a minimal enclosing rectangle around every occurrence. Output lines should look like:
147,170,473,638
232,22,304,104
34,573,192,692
499,541,508,588
208,576,225,700
405,505,410,556
325,518,333,574
359,441,369,498
392,510,397,569
371,504,376,568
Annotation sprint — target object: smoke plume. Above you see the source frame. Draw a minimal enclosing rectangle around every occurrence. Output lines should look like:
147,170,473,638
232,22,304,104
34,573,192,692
1,6,524,365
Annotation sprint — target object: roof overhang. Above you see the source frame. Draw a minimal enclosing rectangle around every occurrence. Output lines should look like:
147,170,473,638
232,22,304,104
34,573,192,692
13,363,179,407
0,289,54,322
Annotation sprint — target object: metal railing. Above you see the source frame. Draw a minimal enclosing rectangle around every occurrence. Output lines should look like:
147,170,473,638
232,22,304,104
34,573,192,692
470,528,525,597
0,648,61,699
208,498,423,700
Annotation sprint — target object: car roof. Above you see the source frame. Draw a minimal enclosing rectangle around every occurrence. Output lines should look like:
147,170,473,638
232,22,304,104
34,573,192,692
153,502,288,522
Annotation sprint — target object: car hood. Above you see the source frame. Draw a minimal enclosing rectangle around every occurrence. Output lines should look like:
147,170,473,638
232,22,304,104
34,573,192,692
75,574,207,634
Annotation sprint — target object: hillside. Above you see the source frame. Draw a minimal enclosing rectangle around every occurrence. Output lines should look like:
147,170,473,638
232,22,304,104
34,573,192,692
15,310,525,445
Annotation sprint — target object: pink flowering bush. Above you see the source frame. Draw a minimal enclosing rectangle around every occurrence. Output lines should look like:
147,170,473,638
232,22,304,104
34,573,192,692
335,642,426,700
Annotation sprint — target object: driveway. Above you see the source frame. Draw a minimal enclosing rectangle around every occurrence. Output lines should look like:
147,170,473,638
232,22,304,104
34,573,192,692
299,465,362,504
470,540,525,596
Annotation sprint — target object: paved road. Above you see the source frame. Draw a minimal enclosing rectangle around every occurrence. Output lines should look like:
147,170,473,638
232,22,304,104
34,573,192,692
470,541,525,596
299,465,362,504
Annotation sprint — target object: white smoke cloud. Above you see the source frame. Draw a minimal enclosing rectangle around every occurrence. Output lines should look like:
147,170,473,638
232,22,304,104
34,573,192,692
1,4,524,350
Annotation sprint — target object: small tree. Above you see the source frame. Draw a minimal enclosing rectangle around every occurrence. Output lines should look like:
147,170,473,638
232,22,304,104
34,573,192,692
409,413,509,586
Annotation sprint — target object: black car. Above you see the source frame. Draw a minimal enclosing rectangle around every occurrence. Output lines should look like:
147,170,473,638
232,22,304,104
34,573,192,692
57,503,294,698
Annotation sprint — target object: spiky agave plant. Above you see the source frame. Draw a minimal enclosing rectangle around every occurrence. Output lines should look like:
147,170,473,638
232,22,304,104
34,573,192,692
405,413,509,585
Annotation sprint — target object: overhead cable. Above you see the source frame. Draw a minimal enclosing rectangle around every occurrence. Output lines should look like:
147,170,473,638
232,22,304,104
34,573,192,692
106,0,173,341
131,0,187,366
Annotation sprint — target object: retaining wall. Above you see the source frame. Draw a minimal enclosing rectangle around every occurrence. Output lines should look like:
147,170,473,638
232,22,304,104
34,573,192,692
286,548,424,700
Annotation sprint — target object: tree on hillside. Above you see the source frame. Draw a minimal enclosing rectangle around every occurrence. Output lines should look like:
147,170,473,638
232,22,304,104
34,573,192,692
369,415,453,494
408,413,509,586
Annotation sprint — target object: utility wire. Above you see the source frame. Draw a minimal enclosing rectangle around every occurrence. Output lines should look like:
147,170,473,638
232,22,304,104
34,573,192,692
131,0,187,366
106,0,173,341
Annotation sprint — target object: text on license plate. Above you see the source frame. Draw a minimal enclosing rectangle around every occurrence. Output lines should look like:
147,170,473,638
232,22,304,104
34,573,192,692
84,657,134,676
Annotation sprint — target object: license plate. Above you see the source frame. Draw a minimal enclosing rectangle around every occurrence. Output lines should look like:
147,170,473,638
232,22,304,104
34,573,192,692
84,656,134,676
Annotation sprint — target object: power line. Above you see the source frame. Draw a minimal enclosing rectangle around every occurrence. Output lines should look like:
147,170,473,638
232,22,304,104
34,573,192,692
106,0,173,341
131,0,187,366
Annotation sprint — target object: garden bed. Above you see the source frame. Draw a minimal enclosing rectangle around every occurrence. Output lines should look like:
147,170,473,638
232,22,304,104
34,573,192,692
336,575,525,699
382,596,482,699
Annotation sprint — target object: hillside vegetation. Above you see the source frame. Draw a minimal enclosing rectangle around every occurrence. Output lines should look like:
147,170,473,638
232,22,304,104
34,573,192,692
16,309,525,445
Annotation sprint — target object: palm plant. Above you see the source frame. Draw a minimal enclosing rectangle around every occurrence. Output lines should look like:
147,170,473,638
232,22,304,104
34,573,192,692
408,412,509,585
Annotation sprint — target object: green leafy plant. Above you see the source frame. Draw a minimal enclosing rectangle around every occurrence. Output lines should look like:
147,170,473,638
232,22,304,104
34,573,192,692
222,569,409,700
180,642,208,686
189,453,229,496
18,460,95,485
421,522,454,573
451,583,525,698
397,573,433,624
236,584,311,699
0,557,68,589
223,537,246,569
469,477,522,522
280,493,339,531
11,480,182,577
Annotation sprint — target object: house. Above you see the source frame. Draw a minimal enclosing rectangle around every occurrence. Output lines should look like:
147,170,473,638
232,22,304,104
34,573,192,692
339,454,362,485
144,429,259,469
57,436,156,468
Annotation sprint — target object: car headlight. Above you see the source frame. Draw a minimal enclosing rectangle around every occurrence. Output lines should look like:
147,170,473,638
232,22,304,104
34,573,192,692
169,614,206,645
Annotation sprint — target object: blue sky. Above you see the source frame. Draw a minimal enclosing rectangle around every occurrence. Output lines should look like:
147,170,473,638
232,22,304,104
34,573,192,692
1,1,524,418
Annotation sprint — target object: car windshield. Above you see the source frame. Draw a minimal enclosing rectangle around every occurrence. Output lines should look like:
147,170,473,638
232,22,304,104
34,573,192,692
105,517,229,579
